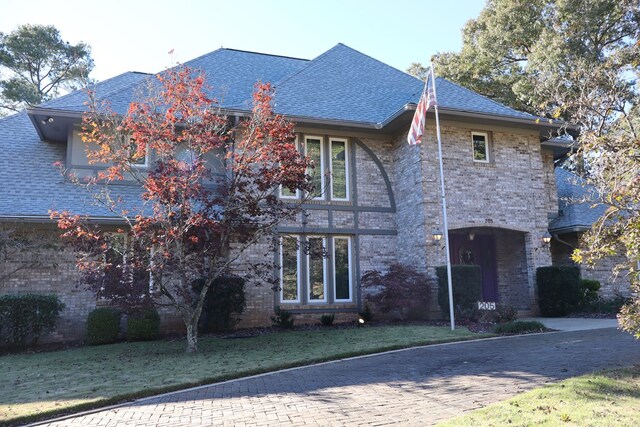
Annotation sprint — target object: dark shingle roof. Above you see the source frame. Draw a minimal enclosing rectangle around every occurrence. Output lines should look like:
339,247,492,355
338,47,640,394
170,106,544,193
0,112,144,218
1,44,545,218
37,44,537,124
42,71,152,113
549,168,606,232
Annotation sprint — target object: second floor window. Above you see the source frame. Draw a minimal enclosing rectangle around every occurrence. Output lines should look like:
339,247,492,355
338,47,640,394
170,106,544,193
330,138,349,200
279,134,351,201
472,132,489,163
305,136,324,199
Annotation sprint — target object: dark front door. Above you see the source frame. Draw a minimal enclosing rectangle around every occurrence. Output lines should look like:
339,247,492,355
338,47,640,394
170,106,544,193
449,233,498,302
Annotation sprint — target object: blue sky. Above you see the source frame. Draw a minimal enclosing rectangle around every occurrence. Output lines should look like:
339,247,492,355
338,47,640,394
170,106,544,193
1,0,486,81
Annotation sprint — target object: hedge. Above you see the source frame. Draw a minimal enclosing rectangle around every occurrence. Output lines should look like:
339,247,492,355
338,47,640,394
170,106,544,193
86,307,121,345
0,294,65,346
436,265,482,316
194,275,246,333
127,307,160,341
536,266,581,316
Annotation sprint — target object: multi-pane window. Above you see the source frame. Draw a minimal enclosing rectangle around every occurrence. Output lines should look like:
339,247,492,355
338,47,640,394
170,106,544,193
333,237,352,302
306,237,327,302
330,138,349,200
305,136,324,199
472,132,489,163
280,135,350,201
280,236,301,302
279,235,352,304
280,137,299,199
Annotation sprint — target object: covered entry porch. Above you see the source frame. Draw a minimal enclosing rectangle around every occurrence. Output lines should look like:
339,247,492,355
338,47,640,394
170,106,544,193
447,226,542,311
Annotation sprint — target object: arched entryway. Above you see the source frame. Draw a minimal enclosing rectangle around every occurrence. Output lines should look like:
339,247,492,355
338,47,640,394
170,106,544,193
448,227,531,309
449,232,498,301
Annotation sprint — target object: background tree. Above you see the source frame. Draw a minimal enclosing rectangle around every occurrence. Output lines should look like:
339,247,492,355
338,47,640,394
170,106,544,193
409,0,639,124
0,24,93,115
52,67,313,353
408,0,640,336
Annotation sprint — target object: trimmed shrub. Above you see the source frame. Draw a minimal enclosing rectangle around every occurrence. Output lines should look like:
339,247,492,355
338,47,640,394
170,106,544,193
87,307,121,345
580,294,629,315
194,275,246,333
436,265,482,316
361,263,431,320
493,320,546,334
320,314,335,327
271,307,295,329
536,266,581,316
127,307,160,341
0,294,65,346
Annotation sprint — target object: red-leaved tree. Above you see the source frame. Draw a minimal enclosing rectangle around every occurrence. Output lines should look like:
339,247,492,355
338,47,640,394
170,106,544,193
52,67,313,352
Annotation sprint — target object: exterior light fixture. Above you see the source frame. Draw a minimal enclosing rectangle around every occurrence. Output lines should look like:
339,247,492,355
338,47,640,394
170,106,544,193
41,117,54,125
469,232,475,241
357,318,365,327
542,232,552,244
433,231,443,241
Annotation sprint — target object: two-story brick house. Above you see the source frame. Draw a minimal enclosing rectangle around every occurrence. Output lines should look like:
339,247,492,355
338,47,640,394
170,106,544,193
0,44,581,340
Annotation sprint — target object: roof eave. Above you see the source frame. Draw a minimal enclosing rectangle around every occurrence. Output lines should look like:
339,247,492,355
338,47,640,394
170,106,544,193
549,225,591,234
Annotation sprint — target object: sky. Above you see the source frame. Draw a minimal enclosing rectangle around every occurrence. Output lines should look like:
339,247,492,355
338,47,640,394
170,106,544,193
0,0,486,82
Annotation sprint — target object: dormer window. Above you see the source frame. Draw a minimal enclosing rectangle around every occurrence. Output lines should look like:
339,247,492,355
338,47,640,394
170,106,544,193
472,132,489,163
128,138,149,168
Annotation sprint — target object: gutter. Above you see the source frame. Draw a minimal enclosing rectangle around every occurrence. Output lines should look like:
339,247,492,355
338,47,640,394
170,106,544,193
548,225,591,234
0,215,126,225
29,104,574,134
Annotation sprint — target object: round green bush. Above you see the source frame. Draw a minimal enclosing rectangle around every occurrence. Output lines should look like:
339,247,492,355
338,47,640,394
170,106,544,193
86,307,121,345
127,308,160,341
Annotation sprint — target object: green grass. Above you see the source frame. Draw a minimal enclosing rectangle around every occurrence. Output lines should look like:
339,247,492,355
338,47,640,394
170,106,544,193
0,325,478,425
438,365,640,426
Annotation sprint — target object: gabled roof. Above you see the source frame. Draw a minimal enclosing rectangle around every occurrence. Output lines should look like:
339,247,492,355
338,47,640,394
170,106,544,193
549,168,607,233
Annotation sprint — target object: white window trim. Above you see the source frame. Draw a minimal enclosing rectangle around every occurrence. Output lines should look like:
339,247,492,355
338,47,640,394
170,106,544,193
129,141,151,169
471,131,490,163
329,138,350,201
305,135,325,200
280,236,301,303
333,236,353,302
306,236,328,303
279,136,300,199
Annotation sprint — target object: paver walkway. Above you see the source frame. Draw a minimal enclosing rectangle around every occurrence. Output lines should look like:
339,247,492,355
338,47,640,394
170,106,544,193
37,328,639,427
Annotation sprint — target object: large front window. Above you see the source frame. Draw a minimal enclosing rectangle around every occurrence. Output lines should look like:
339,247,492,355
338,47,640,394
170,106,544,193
330,138,349,200
279,235,353,305
305,136,324,199
280,236,301,302
280,134,350,201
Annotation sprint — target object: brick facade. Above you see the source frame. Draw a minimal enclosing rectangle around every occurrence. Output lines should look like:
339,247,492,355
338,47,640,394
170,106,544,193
551,232,632,299
2,119,606,342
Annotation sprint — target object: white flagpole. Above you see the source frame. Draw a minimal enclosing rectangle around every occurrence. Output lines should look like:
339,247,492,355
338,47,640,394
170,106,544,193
430,63,456,331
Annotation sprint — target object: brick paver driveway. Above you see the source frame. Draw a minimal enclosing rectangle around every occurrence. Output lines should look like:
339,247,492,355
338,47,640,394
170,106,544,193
37,328,639,426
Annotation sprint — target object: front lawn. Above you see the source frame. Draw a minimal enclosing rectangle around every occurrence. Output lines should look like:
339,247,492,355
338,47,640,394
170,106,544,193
0,324,478,425
438,365,640,426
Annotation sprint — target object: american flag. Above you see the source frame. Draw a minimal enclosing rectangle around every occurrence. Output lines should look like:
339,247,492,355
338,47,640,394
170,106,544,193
407,74,436,145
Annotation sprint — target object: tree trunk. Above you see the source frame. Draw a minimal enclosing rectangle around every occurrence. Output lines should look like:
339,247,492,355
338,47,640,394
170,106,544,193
185,320,198,353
